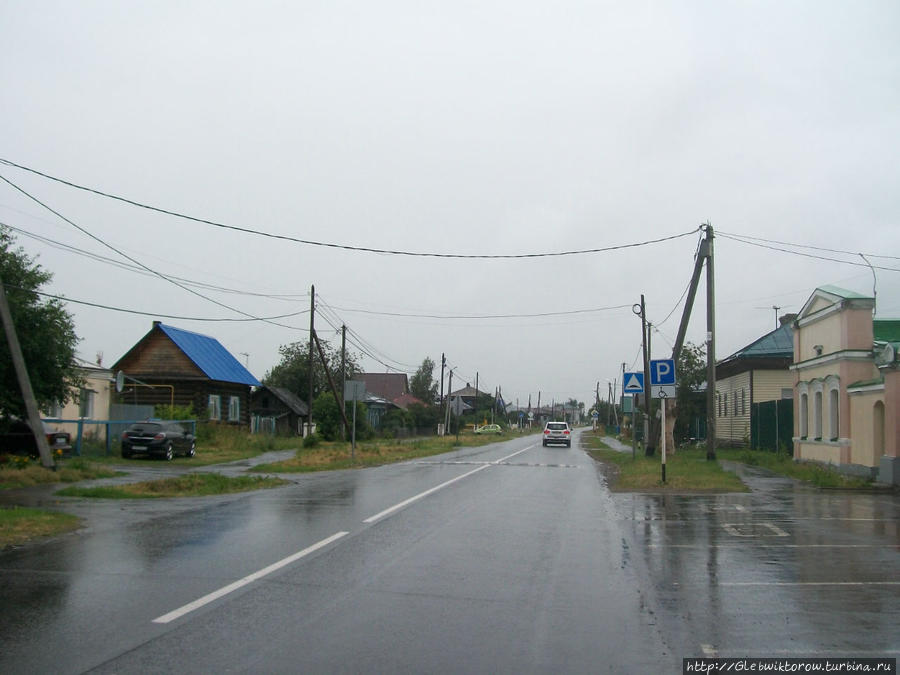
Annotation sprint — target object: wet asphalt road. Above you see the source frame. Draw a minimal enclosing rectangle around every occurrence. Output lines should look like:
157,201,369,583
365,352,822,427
1,430,898,673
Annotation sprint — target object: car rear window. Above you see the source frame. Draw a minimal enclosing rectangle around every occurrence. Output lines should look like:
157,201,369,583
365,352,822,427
547,423,568,430
128,423,162,434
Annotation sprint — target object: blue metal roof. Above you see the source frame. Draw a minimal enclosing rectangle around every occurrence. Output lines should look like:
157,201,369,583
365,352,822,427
157,323,260,386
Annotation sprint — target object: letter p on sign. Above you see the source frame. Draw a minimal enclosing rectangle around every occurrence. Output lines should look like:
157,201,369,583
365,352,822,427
649,359,676,386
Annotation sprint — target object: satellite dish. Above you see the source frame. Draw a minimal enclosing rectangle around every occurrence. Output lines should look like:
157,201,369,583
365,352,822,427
875,344,895,368
115,370,125,393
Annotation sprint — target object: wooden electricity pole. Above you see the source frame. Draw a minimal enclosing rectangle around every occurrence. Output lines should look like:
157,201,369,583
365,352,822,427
307,285,315,435
0,275,54,468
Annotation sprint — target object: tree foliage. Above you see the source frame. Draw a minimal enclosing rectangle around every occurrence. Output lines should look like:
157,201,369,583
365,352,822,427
0,227,81,419
409,357,438,404
311,391,370,441
263,337,360,406
674,341,707,442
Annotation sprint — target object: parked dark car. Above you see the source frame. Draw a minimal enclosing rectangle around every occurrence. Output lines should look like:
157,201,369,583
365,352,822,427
0,418,72,458
121,422,195,460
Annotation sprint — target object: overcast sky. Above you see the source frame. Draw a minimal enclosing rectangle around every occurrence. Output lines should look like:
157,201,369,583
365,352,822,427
2,1,899,409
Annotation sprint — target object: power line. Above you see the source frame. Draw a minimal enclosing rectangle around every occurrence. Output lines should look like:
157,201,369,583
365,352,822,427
0,174,302,330
325,302,634,320
0,158,700,259
718,229,900,261
718,232,900,273
2,221,311,302
8,284,310,323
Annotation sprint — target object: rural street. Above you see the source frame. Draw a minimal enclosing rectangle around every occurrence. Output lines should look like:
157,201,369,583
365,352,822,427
1,430,898,673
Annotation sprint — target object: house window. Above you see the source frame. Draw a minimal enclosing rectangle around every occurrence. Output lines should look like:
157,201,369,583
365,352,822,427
828,388,839,441
228,396,240,422
813,390,823,440
208,395,222,421
79,388,95,418
741,390,746,416
799,392,808,439
781,388,793,399
47,401,64,418
732,391,738,417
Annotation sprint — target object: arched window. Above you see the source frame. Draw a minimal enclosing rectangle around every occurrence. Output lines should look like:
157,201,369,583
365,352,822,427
828,389,839,440
798,383,809,439
813,390,823,440
874,401,885,457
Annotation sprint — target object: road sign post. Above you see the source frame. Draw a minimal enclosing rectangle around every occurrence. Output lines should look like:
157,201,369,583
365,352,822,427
648,359,676,482
660,390,667,483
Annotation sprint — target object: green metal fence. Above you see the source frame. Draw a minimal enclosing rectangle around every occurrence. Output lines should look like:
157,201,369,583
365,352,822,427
750,399,793,452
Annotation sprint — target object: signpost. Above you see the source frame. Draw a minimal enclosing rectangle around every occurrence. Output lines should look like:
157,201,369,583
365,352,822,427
650,358,677,483
344,380,365,461
623,372,644,394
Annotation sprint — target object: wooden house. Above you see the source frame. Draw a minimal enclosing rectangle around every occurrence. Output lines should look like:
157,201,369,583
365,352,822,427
112,321,260,426
715,316,795,448
250,385,309,436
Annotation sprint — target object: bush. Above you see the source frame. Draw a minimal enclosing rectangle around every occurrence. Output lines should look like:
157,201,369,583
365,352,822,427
154,403,197,421
302,433,321,449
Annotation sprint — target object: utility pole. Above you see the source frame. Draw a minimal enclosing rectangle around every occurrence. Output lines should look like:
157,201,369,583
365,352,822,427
639,295,654,456
705,223,717,461
307,285,315,436
439,353,446,435
445,368,454,434
669,223,717,460
0,275,54,468
475,372,479,417
340,325,347,441
313,332,351,440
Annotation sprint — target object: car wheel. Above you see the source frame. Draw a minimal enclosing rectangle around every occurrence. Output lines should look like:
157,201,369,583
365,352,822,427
164,443,174,461
122,450,132,459
566,442,571,448
186,441,195,458
542,441,547,447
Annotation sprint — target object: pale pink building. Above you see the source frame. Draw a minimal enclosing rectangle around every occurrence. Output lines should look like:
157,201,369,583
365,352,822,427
791,286,900,485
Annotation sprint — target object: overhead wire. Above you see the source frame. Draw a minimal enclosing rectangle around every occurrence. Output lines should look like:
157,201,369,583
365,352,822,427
718,231,900,272
9,284,310,323
0,158,701,259
718,229,900,261
0,174,303,330
2,221,311,302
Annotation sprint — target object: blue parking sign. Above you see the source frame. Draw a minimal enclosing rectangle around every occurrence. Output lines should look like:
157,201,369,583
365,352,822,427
649,359,676,386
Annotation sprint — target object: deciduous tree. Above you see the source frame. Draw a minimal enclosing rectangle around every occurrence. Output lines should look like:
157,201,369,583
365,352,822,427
0,227,81,420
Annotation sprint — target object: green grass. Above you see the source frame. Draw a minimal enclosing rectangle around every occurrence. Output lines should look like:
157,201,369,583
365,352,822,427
254,431,521,473
55,473,289,499
0,457,122,490
583,432,748,492
1,506,81,547
715,448,875,489
76,426,302,466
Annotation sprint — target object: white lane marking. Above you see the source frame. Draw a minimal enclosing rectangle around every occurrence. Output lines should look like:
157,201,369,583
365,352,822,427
700,644,718,656
722,522,790,537
152,531,349,624
363,444,536,524
650,544,893,549
720,581,900,587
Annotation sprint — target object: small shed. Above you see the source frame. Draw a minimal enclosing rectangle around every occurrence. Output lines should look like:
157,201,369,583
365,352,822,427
250,385,309,436
112,321,260,426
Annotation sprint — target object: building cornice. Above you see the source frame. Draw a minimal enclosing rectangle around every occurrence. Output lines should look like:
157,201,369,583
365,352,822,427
789,350,872,371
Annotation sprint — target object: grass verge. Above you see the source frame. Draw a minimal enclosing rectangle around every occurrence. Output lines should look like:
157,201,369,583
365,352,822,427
582,433,748,492
714,448,875,489
254,432,518,473
55,473,289,499
0,458,122,490
1,506,81,548
75,426,302,467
